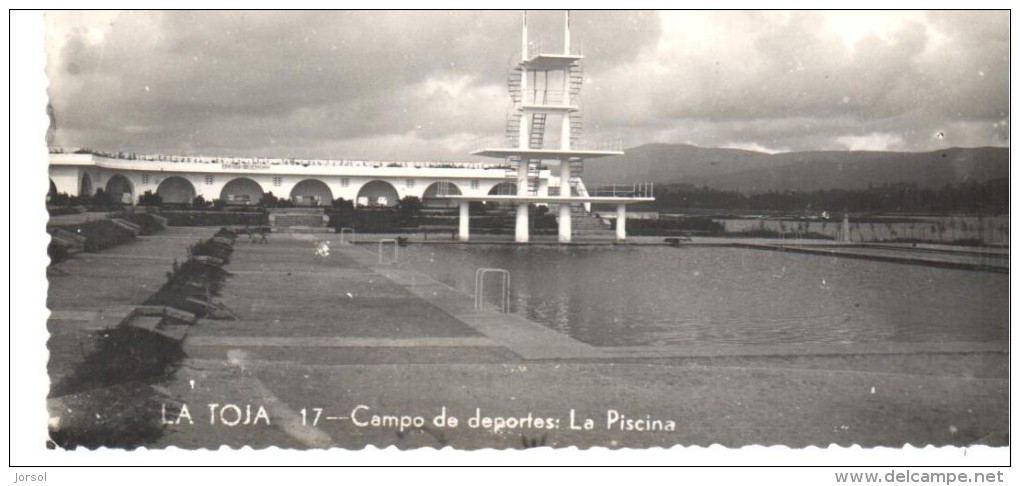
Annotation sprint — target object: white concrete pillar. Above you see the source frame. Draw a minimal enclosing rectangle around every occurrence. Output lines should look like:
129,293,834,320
558,203,572,243
558,159,572,243
518,12,529,148
458,201,470,242
616,204,627,241
515,202,529,243
842,212,851,243
559,158,572,195
521,11,528,60
563,11,570,55
518,158,530,193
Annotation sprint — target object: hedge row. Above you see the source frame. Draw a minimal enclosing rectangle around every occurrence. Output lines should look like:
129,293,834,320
624,217,726,237
76,220,137,252
161,210,267,227
124,213,167,236
143,229,235,317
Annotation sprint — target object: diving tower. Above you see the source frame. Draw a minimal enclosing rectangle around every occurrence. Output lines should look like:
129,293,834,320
447,11,654,243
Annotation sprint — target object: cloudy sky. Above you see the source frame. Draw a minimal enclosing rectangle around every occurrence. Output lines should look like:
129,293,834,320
45,10,1009,160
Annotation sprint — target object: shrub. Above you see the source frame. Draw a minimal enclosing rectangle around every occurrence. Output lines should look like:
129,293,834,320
48,241,71,265
137,190,162,206
50,326,186,397
332,198,354,210
188,237,234,264
62,219,136,252
192,195,211,210
124,213,166,236
259,192,281,208
626,217,727,237
145,257,232,313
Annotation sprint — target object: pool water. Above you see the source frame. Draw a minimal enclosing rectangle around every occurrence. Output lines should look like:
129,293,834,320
399,245,1008,347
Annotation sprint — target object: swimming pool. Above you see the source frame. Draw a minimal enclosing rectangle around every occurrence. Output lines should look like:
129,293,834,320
399,245,1008,347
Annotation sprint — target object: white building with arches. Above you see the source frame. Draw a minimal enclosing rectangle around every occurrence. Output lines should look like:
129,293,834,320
48,150,539,209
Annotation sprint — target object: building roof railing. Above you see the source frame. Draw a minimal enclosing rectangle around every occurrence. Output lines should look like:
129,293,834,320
48,147,503,170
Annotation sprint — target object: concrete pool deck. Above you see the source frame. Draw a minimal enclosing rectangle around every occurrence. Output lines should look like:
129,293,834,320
45,228,1009,449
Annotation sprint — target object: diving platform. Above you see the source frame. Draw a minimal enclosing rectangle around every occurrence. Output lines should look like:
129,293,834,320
522,53,584,69
442,194,650,243
438,194,651,205
458,10,654,244
469,147,622,159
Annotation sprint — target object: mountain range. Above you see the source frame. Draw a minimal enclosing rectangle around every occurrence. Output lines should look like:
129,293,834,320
582,144,1009,194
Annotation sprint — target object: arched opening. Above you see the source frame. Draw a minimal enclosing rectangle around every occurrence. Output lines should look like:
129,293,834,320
487,181,518,196
105,174,134,205
290,179,333,206
80,173,93,198
422,181,463,208
355,180,399,207
485,181,518,208
220,177,264,205
156,176,197,204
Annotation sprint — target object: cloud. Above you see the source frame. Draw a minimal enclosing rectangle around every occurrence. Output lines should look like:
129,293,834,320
835,132,907,151
45,10,1007,159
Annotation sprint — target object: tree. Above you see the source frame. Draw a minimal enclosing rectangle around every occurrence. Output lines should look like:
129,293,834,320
397,196,424,214
138,190,163,206
260,191,281,208
91,188,113,206
397,196,424,226
192,195,211,210
331,197,354,210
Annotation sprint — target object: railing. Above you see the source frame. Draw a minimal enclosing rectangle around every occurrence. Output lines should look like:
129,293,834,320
511,38,583,65
339,228,356,245
378,239,398,264
571,137,624,152
470,135,623,153
470,137,511,152
573,178,592,212
433,180,460,197
587,183,655,199
520,90,577,106
474,268,510,313
49,148,500,170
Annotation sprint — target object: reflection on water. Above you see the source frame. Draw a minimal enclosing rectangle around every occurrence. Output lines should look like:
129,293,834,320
400,245,1008,347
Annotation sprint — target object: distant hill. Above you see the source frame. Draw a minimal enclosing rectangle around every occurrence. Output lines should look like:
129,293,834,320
582,144,1009,193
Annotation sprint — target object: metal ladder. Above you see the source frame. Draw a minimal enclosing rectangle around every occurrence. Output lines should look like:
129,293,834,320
569,158,584,179
568,64,584,146
508,68,522,102
503,157,541,196
568,63,584,95
505,67,523,147
569,109,583,145
505,111,521,147
529,112,547,149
